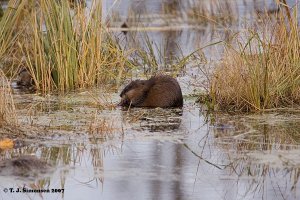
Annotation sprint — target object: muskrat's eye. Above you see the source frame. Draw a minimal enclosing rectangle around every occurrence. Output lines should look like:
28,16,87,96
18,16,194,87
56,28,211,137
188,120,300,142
124,99,130,106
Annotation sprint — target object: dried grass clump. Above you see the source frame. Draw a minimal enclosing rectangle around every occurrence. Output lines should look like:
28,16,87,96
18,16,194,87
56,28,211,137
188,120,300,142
88,114,121,138
0,70,17,127
14,0,130,93
211,18,300,111
0,0,28,62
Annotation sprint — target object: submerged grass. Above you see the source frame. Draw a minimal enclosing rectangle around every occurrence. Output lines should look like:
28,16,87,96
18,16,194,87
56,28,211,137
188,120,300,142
211,9,300,112
88,116,118,136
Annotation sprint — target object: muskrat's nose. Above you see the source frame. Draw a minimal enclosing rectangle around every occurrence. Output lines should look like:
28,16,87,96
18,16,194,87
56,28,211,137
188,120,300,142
118,98,127,106
118,98,131,107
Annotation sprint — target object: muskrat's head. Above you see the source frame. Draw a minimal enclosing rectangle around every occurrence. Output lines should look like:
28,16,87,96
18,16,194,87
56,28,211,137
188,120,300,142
119,80,149,107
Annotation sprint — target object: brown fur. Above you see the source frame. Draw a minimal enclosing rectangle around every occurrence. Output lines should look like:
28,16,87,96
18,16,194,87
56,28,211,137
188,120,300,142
0,155,52,177
119,75,183,108
16,68,34,87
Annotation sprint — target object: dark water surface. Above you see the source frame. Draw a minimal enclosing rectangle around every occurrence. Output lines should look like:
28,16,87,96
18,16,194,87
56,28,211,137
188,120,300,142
1,1,300,200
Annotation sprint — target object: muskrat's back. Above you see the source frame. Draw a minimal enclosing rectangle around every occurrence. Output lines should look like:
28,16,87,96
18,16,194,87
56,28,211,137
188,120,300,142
119,75,183,108
140,75,183,107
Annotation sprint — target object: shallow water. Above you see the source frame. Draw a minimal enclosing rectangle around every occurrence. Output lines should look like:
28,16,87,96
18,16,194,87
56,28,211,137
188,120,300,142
1,0,300,200
1,89,300,200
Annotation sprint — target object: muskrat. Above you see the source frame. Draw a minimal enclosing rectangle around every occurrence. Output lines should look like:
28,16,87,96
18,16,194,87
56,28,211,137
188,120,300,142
16,68,34,87
119,75,183,108
0,155,52,177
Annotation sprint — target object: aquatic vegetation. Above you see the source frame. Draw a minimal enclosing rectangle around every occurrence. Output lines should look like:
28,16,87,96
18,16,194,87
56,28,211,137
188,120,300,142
0,0,27,63
210,6,300,112
0,1,299,199
12,0,130,93
129,32,199,77
0,70,17,127
0,69,46,137
186,0,238,26
88,116,120,136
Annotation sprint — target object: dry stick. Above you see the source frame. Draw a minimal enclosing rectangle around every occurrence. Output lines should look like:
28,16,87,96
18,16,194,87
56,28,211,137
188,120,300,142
183,144,224,170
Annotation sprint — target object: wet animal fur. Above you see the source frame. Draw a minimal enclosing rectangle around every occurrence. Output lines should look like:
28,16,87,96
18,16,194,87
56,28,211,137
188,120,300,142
0,155,52,177
16,68,34,87
119,75,183,108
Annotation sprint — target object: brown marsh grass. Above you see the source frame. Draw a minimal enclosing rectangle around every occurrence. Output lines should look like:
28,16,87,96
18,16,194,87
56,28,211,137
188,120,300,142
0,0,28,67
0,69,17,127
211,7,300,112
12,0,131,93
88,114,121,137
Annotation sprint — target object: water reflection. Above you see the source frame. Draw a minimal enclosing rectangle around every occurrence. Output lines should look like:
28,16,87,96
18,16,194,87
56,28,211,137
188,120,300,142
162,30,183,68
0,155,52,179
1,0,300,199
213,113,300,151
121,108,182,132
4,87,300,199
0,104,300,199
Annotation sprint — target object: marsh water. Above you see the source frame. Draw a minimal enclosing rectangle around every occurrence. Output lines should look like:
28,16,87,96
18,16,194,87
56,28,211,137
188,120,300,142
1,0,300,200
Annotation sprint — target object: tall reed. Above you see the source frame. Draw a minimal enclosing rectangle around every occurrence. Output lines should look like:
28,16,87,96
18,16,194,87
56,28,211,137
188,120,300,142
211,11,300,111
0,0,27,61
21,0,129,93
